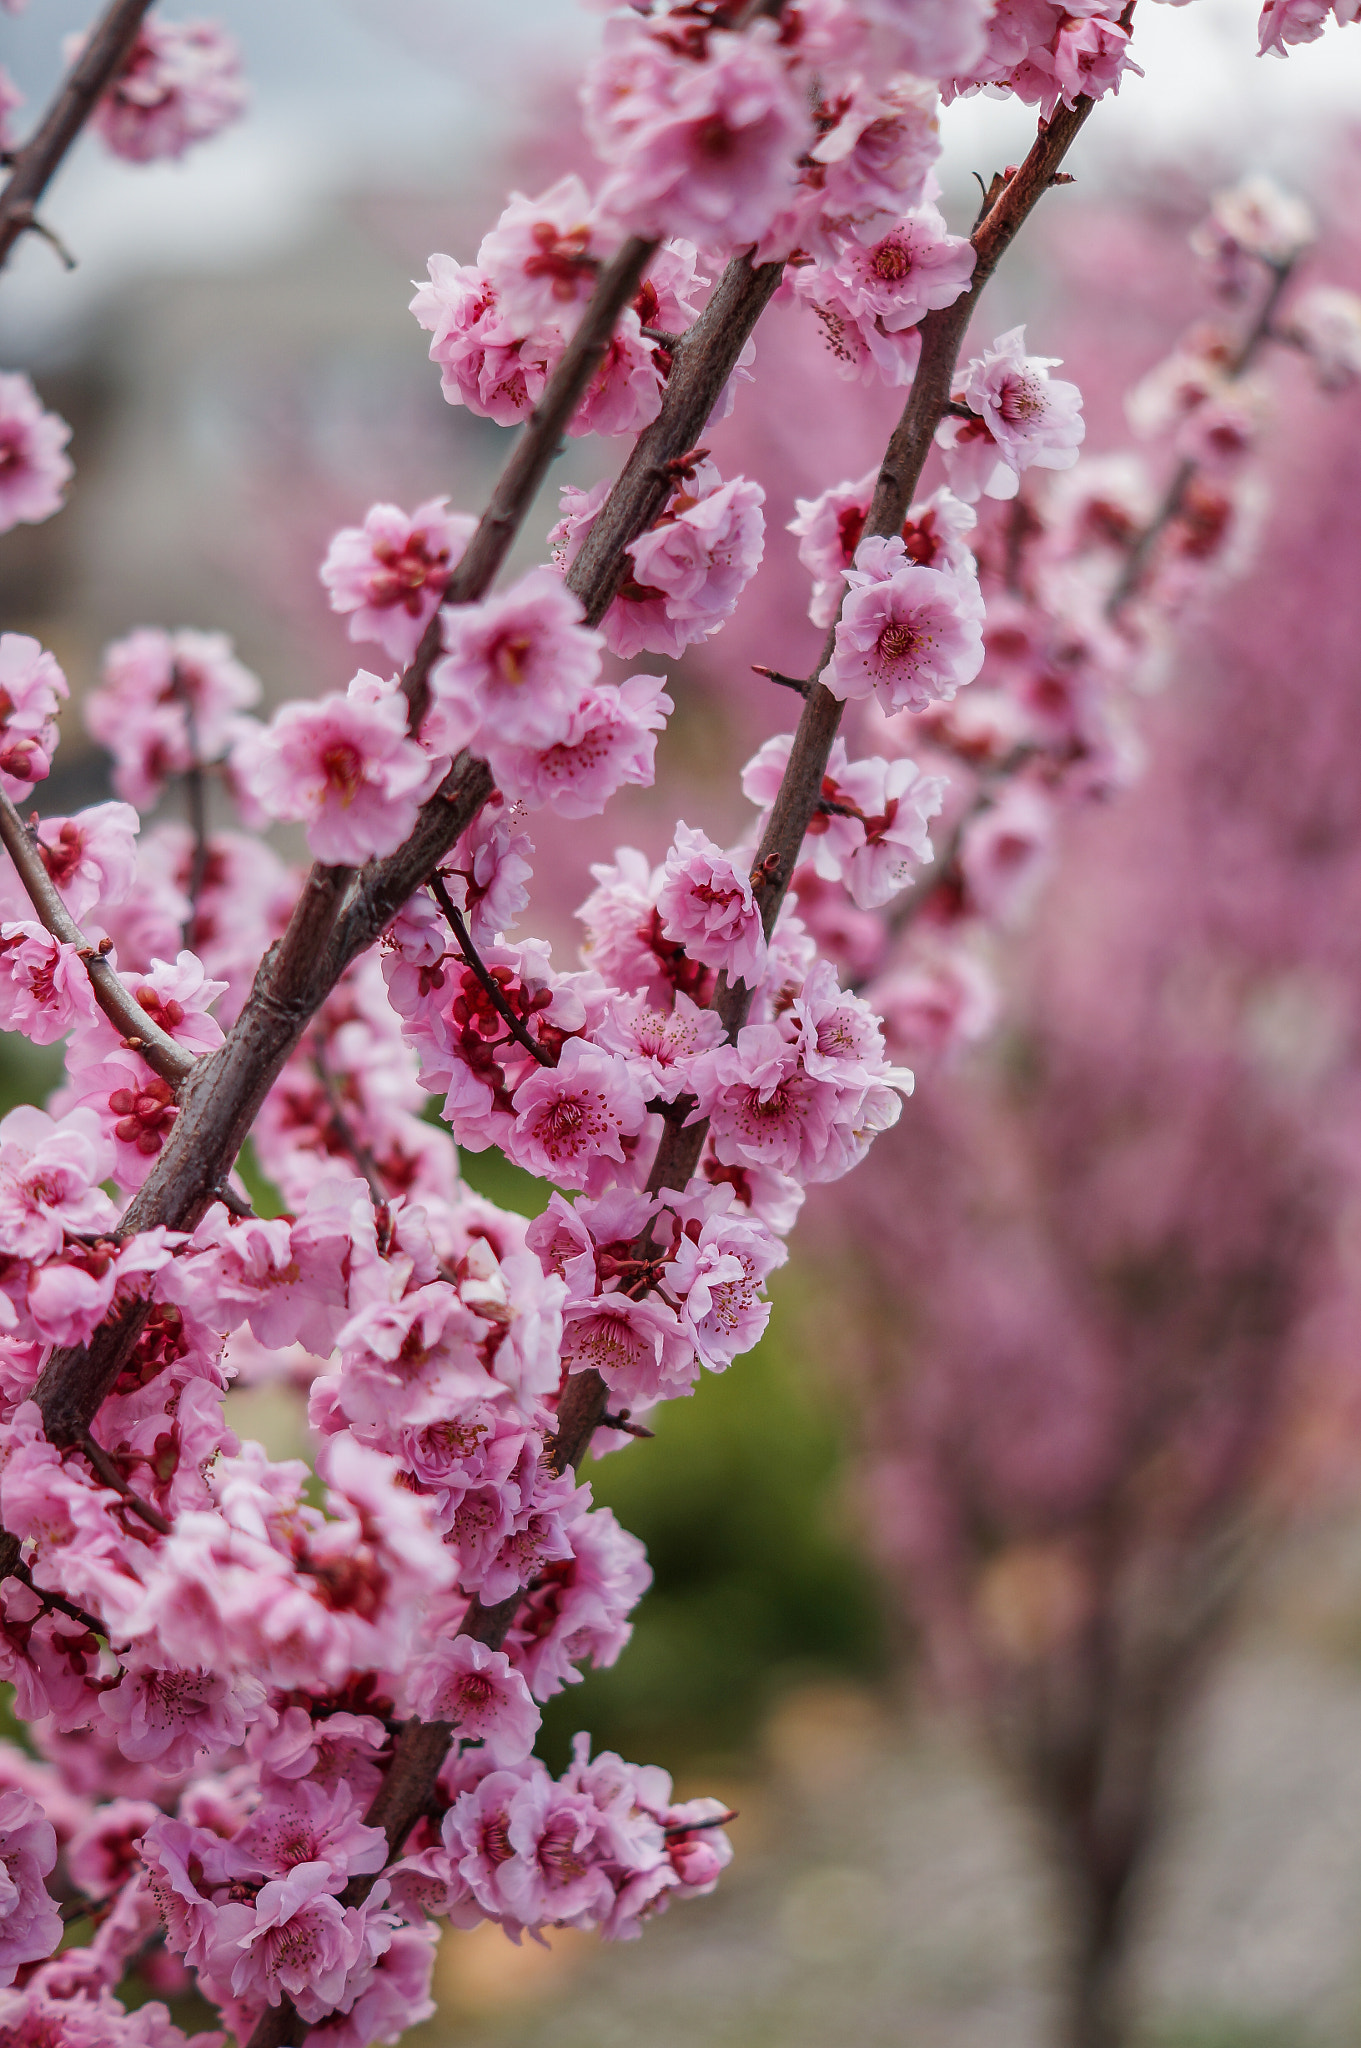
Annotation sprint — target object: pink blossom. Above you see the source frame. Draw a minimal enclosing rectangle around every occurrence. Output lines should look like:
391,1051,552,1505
612,463,766,658
431,793,535,944
215,1862,381,2022
1046,12,1138,115
0,635,67,797
596,30,811,253
788,261,925,387
10,804,140,926
499,1772,617,1930
72,949,226,1072
669,1202,785,1370
478,174,616,330
99,1655,261,1774
410,258,559,426
143,1815,252,1971
300,1922,437,2046
233,1781,388,1886
1288,284,1361,390
426,569,603,760
561,1290,696,1408
0,374,72,535
0,1789,60,1986
867,0,992,76
505,1500,650,1699
958,778,1056,923
404,1635,541,1763
85,628,260,808
826,204,975,331
320,498,475,666
939,325,1085,501
1257,0,1352,52
232,672,436,866
826,533,984,711
0,1105,115,1260
656,823,767,987
867,945,999,1060
79,20,246,162
1193,173,1316,279
506,1039,649,1190
594,989,725,1101
65,1800,158,1900
805,76,941,245
744,734,945,909
0,924,94,1044
789,474,976,628
487,673,672,817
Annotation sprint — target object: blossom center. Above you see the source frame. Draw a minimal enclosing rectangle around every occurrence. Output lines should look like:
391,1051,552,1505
877,620,919,667
492,632,535,685
320,741,366,805
870,238,911,282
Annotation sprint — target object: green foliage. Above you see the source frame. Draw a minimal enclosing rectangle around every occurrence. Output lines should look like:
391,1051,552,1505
0,1034,62,1118
538,1271,888,1772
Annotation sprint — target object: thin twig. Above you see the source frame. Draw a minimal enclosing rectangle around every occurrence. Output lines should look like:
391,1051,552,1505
310,1046,393,1220
10,1558,106,1638
0,0,154,269
0,789,195,1085
428,873,551,1067
78,1433,172,1537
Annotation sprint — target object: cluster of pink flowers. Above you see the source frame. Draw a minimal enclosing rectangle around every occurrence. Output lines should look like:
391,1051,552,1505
0,6,1349,2046
71,18,246,163
0,373,72,536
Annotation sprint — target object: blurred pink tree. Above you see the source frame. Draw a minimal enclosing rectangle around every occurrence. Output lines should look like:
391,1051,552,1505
816,200,1361,2048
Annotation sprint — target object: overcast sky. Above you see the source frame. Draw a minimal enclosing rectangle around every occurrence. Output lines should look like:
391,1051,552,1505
2,0,1359,354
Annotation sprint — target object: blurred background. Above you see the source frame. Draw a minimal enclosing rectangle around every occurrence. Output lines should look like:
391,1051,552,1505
10,2,1361,2044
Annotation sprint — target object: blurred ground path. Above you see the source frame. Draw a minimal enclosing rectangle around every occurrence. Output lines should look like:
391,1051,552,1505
411,1627,1361,2048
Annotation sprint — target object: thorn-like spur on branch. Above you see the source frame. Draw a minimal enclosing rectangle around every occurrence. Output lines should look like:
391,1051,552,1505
428,871,552,1067
753,664,810,696
0,789,194,1085
0,0,155,269
399,236,661,729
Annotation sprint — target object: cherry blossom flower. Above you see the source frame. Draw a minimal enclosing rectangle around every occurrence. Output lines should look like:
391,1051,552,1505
958,778,1056,923
506,1040,648,1190
561,1290,696,1408
655,823,767,987
232,672,437,866
788,261,926,387
744,734,946,909
0,1791,62,1986
0,803,140,929
410,258,559,426
213,1862,384,2022
938,326,1086,501
61,1051,178,1191
403,1637,541,1764
426,569,603,760
596,30,811,252
0,1105,116,1260
1257,0,1356,54
99,1656,262,1775
486,674,672,817
824,204,975,333
803,76,941,247
85,628,260,809
790,472,977,628
232,1780,388,1886
78,19,247,162
320,499,476,666
826,533,984,711
0,634,67,797
479,174,617,330
1288,284,1361,389
0,374,72,535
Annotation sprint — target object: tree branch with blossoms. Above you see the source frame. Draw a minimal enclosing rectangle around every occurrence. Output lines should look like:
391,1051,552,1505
0,4,1357,2047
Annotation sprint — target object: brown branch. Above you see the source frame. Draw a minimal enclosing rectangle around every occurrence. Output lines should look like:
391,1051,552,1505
565,253,785,626
399,236,660,729
78,1431,172,1536
0,789,195,1085
311,1048,392,1219
428,872,551,1067
0,0,154,269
